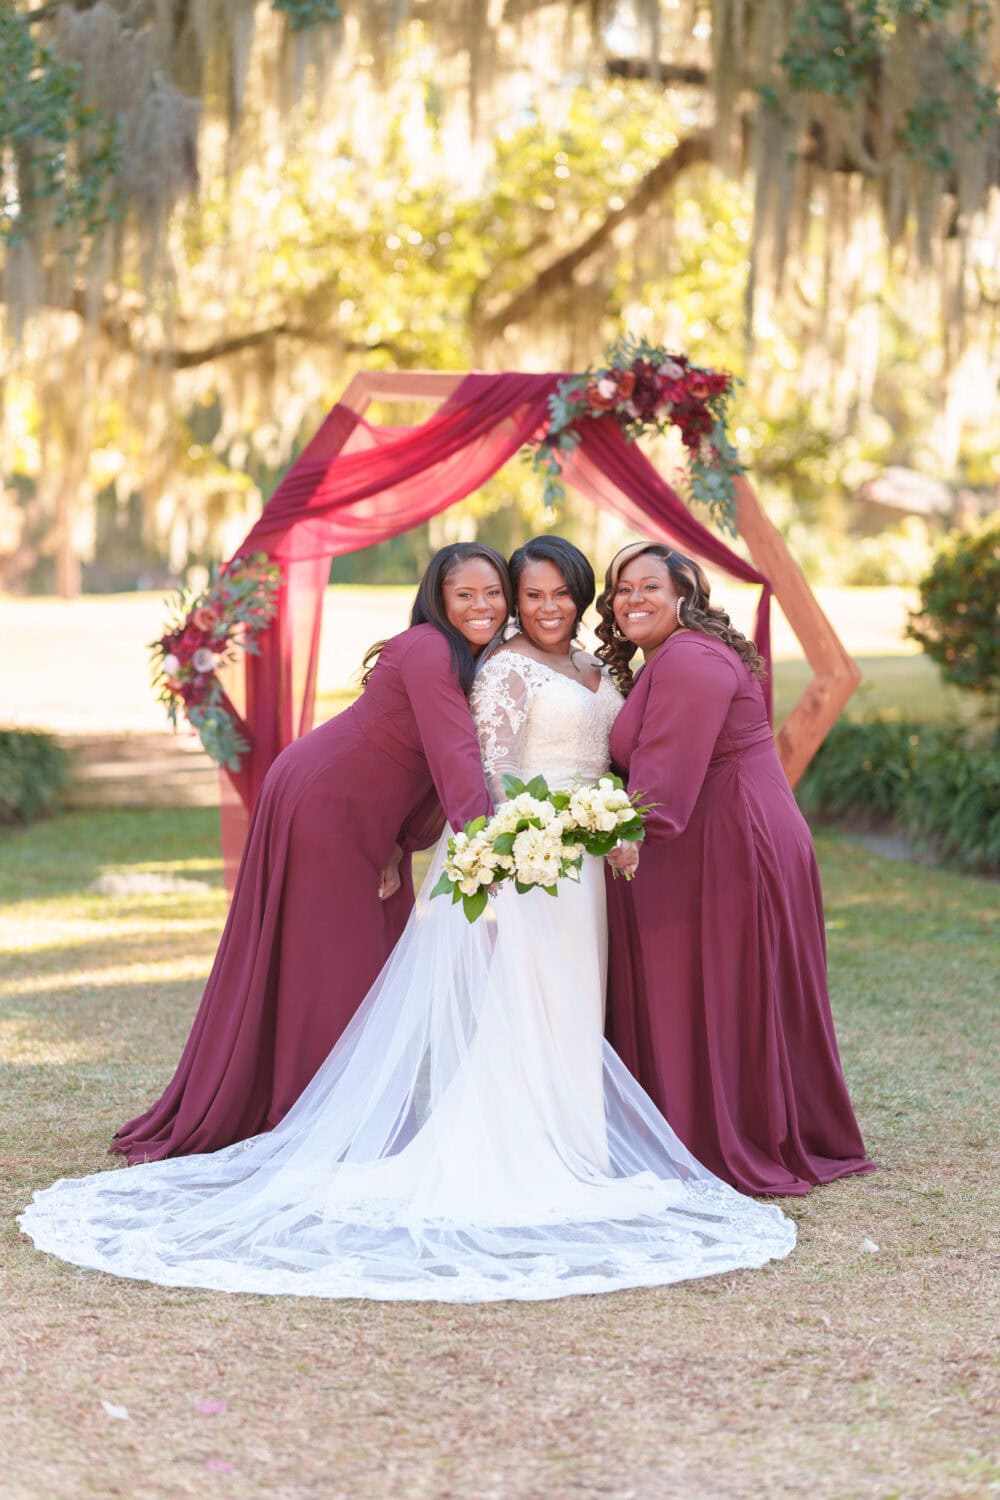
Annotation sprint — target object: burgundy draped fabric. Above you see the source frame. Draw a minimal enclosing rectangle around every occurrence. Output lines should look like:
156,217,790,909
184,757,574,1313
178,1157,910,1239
219,371,773,877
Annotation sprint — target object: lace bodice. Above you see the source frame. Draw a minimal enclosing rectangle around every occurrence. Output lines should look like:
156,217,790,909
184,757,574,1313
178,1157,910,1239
470,651,624,802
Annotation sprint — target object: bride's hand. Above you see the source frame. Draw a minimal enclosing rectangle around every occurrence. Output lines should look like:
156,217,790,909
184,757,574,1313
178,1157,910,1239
378,844,404,901
606,843,640,880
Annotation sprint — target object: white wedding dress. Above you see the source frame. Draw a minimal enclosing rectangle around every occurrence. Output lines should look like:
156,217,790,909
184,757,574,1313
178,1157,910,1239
19,650,795,1301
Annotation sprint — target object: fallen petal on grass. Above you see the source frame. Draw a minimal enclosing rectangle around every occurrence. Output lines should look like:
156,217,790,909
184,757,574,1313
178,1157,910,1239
194,1399,228,1416
860,1238,880,1253
100,1400,129,1420
205,1459,236,1472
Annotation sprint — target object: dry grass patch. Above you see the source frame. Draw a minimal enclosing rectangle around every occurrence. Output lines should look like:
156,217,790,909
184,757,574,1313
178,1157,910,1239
1,810,997,1500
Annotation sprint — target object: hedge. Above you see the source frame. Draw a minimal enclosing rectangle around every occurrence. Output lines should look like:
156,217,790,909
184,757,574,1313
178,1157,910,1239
797,718,1000,874
0,729,70,825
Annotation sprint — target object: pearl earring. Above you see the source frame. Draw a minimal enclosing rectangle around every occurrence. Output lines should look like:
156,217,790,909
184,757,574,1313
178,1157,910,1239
675,597,685,627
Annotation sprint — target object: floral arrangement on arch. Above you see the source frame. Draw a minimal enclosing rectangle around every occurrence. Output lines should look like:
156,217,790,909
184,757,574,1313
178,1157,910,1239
151,554,280,771
531,334,744,532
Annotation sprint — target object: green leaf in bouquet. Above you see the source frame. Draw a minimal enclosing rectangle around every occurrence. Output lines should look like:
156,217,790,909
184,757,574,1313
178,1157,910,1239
586,833,618,856
493,832,517,855
616,818,645,843
550,791,571,809
430,871,454,900
451,885,464,904
542,884,558,897
514,878,534,895
462,887,489,924
525,774,550,799
466,815,487,836
502,775,527,797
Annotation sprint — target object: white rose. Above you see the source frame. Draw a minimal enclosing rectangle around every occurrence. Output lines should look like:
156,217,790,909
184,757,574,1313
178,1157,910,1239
597,377,617,399
596,809,619,832
192,647,216,674
568,794,594,831
161,653,181,677
459,877,481,896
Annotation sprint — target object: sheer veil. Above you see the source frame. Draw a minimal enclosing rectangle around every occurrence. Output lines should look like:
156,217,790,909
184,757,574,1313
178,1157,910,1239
19,658,795,1302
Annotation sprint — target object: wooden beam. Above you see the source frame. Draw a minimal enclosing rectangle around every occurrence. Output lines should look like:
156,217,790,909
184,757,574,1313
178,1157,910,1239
734,475,861,787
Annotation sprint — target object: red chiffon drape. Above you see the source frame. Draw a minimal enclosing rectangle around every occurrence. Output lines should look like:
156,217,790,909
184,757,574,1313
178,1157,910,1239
218,371,773,878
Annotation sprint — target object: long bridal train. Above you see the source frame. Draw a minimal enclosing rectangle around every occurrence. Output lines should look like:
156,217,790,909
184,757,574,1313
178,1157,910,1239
20,834,794,1303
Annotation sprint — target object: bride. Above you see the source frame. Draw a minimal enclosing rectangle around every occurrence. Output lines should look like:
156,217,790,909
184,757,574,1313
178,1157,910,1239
20,536,795,1302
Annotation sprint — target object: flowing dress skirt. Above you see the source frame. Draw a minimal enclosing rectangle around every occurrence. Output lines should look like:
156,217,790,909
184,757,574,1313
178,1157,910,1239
21,843,795,1302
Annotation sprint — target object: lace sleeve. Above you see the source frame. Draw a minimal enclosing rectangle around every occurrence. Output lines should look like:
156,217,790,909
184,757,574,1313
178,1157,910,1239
469,655,534,805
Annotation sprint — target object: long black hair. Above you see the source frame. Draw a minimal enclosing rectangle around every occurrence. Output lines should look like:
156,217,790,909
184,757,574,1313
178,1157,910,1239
361,542,513,696
508,535,596,634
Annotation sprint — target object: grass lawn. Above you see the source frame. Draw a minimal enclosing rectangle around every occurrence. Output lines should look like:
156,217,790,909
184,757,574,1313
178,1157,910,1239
1,809,997,1498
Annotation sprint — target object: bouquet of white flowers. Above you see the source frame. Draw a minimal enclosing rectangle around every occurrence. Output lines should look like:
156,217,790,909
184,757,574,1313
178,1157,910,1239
431,772,648,923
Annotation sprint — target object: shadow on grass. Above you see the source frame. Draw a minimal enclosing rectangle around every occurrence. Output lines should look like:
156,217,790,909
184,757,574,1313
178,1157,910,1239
0,808,223,903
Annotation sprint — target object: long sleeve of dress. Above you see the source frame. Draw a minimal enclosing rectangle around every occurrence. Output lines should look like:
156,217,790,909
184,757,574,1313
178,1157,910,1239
627,637,738,843
469,657,533,806
397,630,493,831
397,786,446,853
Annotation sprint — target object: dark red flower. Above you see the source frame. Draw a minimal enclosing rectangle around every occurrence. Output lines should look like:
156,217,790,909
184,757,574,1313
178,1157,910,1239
180,673,214,706
672,398,715,447
656,373,686,406
173,623,209,662
629,360,662,421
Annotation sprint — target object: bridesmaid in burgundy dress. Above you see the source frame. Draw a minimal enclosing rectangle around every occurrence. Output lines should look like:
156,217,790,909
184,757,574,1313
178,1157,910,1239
599,542,874,1196
113,544,511,1163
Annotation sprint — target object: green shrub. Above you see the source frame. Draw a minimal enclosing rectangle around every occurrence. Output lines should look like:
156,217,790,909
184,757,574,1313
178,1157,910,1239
907,516,1000,709
796,718,942,824
798,717,1000,873
901,736,1000,873
0,729,70,825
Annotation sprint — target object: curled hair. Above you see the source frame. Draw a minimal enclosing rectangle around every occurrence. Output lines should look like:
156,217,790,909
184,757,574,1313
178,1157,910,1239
508,534,596,634
362,542,513,696
595,542,767,695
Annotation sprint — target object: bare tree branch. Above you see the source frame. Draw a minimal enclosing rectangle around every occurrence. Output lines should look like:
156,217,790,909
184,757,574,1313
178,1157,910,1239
473,129,712,342
605,56,710,88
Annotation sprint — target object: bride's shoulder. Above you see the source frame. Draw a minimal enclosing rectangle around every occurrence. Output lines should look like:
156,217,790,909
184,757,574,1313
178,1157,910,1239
472,648,546,710
570,647,604,673
475,645,541,681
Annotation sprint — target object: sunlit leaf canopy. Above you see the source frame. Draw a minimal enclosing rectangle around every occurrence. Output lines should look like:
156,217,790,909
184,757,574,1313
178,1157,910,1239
1,0,998,595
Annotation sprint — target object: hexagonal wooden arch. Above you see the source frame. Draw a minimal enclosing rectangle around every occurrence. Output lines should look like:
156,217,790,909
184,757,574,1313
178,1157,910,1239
337,369,861,787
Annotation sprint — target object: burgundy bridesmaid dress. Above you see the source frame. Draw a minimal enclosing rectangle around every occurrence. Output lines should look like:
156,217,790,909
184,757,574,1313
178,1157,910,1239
606,631,874,1197
113,624,491,1163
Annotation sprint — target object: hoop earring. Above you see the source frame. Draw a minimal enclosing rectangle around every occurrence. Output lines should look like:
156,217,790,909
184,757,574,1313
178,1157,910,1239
675,597,685,627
